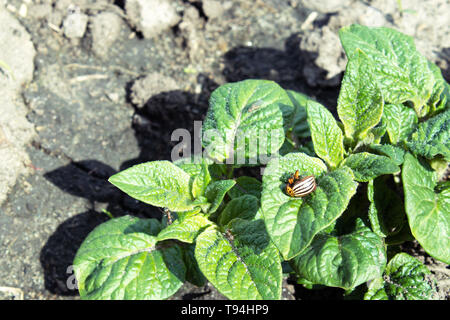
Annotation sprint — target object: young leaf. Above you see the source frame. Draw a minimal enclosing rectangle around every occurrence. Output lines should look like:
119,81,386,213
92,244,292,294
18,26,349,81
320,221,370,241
426,61,447,115
174,154,225,180
368,120,387,144
369,144,406,166
228,176,262,199
368,177,407,238
286,90,311,139
191,160,211,198
383,103,418,145
174,156,205,176
109,161,194,212
402,153,450,264
73,216,185,300
157,213,212,243
306,100,344,169
290,219,386,290
219,195,260,226
339,24,435,115
195,220,282,300
406,108,450,161
365,253,437,300
204,179,236,214
202,79,292,163
439,81,450,112
261,153,357,260
337,49,383,142
342,152,400,182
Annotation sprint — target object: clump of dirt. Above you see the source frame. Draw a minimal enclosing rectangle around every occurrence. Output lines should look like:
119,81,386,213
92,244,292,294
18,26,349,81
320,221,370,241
0,7,36,205
130,72,180,107
125,0,181,39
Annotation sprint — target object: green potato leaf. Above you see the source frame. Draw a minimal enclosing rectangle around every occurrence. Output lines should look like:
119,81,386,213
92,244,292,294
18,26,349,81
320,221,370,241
290,219,386,290
261,153,357,260
286,90,311,139
157,212,212,243
109,161,194,212
368,120,387,145
337,49,384,142
219,195,260,226
228,176,262,199
174,154,225,180
369,144,406,166
342,152,400,182
202,79,292,164
383,103,418,145
406,108,450,161
73,216,185,300
426,61,448,115
195,220,282,300
174,155,206,176
339,24,435,116
365,253,437,300
306,100,344,169
191,160,211,199
402,153,450,264
204,179,236,214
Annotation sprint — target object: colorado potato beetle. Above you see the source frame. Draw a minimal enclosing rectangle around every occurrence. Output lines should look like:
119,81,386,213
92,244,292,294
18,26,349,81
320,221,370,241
286,170,317,197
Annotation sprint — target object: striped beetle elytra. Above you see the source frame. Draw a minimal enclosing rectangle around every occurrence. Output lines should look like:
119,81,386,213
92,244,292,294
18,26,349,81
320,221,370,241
285,170,317,197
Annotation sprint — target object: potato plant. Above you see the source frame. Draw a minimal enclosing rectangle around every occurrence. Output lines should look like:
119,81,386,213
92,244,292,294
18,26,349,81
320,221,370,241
73,24,449,300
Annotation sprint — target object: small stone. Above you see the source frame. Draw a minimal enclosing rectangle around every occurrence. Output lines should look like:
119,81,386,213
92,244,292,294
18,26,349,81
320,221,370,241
90,12,124,58
63,12,88,39
125,0,181,38
106,92,120,103
357,5,386,27
202,0,224,20
18,3,27,17
217,37,228,52
300,0,350,13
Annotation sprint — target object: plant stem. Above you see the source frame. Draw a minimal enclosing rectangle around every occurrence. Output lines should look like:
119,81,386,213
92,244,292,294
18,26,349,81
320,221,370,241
102,209,114,219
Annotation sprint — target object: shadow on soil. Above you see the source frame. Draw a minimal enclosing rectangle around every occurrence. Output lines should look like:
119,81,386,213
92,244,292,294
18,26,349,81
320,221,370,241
39,34,342,298
223,33,341,112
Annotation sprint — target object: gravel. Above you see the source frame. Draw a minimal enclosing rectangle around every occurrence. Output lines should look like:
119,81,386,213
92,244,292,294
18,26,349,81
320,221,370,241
63,12,88,39
125,0,181,38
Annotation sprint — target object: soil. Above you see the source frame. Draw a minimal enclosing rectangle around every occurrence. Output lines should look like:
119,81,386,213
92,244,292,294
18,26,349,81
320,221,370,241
0,0,448,300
